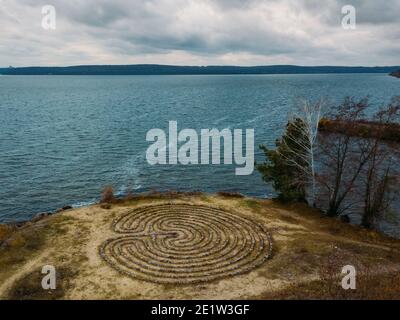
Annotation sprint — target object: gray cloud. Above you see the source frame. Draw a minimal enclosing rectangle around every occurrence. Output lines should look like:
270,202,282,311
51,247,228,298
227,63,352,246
0,0,399,66
297,0,400,25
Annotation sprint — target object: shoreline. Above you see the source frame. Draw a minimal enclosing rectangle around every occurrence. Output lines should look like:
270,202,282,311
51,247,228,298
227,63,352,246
1,193,400,299
1,191,245,226
2,191,399,241
2,65,399,76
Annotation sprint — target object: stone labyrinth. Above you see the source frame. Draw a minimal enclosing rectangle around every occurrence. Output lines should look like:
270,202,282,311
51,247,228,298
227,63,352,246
100,204,273,284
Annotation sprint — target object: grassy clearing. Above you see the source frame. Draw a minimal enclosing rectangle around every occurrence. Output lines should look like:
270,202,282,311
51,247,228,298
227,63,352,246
241,199,263,212
256,256,400,300
6,266,77,300
1,193,400,300
0,214,83,299
0,222,49,279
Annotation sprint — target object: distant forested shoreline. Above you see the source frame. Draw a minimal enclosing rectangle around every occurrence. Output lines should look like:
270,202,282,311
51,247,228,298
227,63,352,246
1,64,399,75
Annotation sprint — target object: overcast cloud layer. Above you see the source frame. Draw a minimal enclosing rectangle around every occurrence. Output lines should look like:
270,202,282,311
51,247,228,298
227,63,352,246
0,0,399,67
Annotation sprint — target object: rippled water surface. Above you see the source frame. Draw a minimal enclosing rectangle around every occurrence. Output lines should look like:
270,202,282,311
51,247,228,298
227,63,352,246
0,74,399,233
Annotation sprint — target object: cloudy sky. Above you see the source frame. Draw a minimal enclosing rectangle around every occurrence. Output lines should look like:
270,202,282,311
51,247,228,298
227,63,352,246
0,0,399,67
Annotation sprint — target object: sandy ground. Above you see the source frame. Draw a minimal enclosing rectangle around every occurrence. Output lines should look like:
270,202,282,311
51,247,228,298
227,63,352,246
1,194,400,300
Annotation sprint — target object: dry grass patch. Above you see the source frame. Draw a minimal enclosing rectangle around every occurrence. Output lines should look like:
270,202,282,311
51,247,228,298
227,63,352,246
1,193,400,300
258,251,400,300
6,266,76,300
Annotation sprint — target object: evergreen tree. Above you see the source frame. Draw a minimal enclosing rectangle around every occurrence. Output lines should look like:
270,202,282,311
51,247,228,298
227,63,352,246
257,118,310,203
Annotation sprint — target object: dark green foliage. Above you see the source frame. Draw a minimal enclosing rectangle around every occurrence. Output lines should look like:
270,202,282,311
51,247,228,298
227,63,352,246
257,119,309,203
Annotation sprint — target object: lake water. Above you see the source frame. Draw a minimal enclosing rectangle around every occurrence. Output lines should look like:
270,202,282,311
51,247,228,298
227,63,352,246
0,74,399,234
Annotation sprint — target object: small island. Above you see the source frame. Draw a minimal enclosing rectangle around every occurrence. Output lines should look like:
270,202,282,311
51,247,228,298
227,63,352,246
390,70,400,78
318,118,400,142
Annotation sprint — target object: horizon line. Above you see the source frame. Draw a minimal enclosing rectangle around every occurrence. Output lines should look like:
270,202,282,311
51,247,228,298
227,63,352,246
3,63,400,69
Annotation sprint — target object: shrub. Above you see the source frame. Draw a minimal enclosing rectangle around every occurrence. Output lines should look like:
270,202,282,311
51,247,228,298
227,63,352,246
100,186,116,204
217,191,244,198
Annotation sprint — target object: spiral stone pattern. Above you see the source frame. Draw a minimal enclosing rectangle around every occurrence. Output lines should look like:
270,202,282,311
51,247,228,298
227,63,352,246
100,204,272,284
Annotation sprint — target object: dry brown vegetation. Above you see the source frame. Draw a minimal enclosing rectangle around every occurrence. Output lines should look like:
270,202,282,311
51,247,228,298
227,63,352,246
390,71,400,79
260,254,400,300
319,118,400,142
0,193,400,300
100,186,117,203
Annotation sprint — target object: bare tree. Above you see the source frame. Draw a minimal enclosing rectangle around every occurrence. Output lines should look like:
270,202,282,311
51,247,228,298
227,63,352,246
361,97,400,228
276,98,324,207
317,97,372,216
